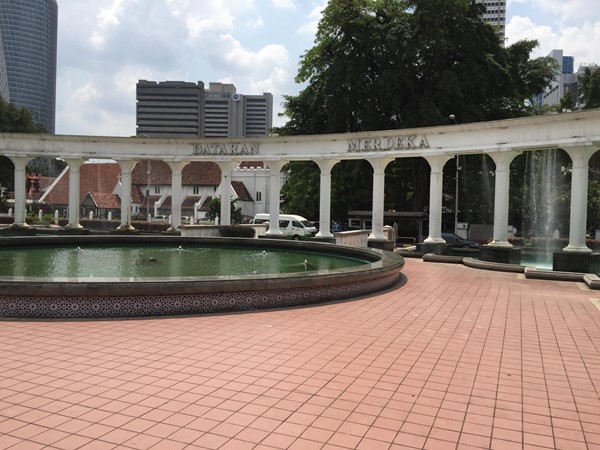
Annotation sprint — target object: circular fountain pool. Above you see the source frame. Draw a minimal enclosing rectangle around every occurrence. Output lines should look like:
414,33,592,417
0,235,404,318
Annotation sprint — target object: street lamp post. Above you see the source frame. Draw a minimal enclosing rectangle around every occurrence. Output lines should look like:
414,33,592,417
449,115,460,235
454,155,461,235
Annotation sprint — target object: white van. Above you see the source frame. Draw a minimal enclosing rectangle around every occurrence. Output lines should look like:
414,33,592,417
253,213,317,240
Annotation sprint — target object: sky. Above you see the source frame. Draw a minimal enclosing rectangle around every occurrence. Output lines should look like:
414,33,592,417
55,0,600,137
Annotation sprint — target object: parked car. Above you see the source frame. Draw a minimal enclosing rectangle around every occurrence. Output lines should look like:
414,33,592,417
441,232,480,248
151,215,169,223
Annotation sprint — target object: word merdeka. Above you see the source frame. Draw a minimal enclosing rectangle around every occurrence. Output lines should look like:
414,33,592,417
347,135,430,152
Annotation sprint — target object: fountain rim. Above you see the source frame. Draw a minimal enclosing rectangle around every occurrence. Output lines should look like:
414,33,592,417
0,235,388,284
0,235,404,318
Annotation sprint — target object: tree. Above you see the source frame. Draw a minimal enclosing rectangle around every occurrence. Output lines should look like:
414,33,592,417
579,65,600,109
559,92,575,112
0,97,46,207
205,197,243,224
277,0,557,221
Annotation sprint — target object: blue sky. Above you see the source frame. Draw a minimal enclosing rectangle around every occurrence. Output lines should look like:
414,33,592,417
55,0,600,137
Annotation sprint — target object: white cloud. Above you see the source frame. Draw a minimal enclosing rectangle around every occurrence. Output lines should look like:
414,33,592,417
298,2,325,35
90,0,127,47
272,0,295,10
507,15,600,66
246,17,264,28
528,0,599,23
218,34,289,71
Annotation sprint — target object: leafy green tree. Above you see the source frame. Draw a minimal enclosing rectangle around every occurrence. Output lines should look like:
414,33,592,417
0,97,46,206
579,66,600,109
205,197,243,224
277,0,556,221
558,92,575,112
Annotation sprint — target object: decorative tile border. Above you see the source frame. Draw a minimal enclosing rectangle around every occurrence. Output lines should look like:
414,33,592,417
0,271,399,318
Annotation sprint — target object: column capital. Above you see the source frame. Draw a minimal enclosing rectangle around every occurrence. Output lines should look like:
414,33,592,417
116,159,138,174
564,145,598,168
368,157,394,174
315,159,339,172
7,155,30,171
424,154,452,173
265,160,287,173
166,160,190,174
215,160,240,173
486,150,520,171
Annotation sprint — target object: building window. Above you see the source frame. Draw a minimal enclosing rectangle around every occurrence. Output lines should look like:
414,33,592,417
193,185,200,195
154,185,160,194
256,191,262,202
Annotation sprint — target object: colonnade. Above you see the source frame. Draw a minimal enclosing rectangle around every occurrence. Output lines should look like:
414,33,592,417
6,142,599,255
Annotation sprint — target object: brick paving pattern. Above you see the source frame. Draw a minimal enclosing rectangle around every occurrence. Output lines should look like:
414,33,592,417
1,259,600,449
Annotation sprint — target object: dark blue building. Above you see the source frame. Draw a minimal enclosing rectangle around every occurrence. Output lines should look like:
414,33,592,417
0,0,57,133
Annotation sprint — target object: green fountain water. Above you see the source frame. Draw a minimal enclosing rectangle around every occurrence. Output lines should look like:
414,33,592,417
0,244,369,278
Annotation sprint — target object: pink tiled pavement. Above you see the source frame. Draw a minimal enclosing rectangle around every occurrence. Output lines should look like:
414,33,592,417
1,258,600,449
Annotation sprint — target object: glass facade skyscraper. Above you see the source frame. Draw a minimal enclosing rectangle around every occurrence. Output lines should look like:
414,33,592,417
0,0,58,133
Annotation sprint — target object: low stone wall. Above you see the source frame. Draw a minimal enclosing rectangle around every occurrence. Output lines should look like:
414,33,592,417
335,230,369,247
180,224,266,238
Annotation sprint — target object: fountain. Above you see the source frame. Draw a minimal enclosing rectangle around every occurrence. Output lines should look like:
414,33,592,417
0,235,404,318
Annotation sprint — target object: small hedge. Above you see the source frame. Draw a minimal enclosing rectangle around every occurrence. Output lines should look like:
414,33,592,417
219,226,256,238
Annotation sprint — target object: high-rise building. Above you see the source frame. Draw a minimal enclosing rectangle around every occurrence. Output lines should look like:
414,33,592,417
476,0,506,42
0,0,58,133
136,80,273,138
540,49,578,108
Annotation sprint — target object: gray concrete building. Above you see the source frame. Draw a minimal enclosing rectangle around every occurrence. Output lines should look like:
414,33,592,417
0,0,58,133
136,80,273,138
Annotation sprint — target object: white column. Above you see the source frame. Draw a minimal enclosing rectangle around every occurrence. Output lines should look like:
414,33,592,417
116,160,137,231
8,156,29,228
424,155,452,243
265,160,286,236
166,161,189,230
368,158,393,241
316,159,338,238
563,146,598,253
216,161,240,226
64,158,84,229
487,151,519,248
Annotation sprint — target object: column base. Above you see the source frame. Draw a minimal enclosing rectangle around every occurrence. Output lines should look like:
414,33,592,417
553,252,600,273
10,222,29,229
416,242,447,255
480,246,521,264
64,223,84,230
368,239,394,251
111,228,140,235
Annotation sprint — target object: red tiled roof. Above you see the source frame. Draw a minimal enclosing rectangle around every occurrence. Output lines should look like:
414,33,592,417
131,161,221,186
181,196,201,208
131,186,144,204
42,163,121,206
87,192,121,209
232,181,253,202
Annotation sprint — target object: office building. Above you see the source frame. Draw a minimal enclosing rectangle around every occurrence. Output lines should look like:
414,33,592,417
540,49,578,107
136,81,205,137
0,0,58,133
136,80,273,138
476,0,506,42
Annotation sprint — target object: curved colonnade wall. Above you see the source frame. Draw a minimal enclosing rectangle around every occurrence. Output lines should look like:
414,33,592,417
1,109,600,252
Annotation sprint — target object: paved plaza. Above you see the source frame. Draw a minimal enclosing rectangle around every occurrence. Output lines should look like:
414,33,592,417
1,259,600,449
